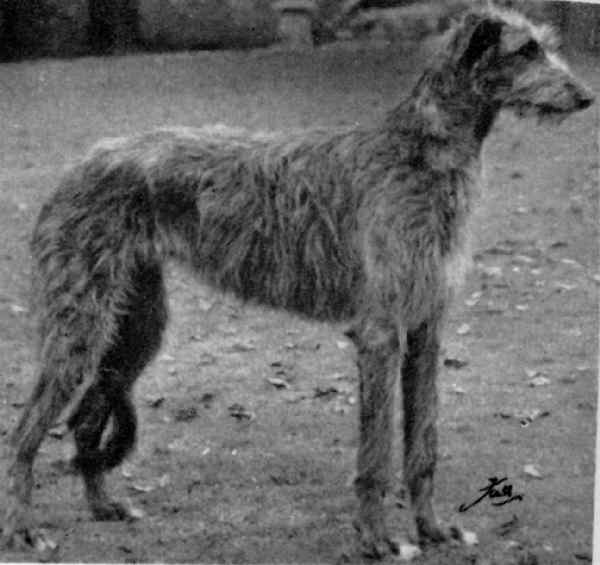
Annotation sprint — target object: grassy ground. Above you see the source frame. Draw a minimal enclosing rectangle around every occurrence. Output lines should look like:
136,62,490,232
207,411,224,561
0,40,597,564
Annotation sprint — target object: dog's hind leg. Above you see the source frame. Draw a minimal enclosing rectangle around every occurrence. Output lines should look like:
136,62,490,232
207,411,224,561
69,263,167,521
2,325,109,548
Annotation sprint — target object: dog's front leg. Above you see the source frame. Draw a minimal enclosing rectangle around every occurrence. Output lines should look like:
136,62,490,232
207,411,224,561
347,316,401,558
401,318,444,543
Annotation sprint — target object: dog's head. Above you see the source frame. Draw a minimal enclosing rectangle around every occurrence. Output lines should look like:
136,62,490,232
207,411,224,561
448,8,594,119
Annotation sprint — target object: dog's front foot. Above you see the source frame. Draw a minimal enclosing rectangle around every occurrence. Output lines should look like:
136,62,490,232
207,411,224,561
353,516,400,559
417,516,478,547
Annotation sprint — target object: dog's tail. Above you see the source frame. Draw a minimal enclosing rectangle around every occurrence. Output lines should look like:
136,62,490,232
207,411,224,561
13,146,162,444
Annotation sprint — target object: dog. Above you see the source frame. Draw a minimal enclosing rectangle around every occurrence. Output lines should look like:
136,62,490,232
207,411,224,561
2,6,594,559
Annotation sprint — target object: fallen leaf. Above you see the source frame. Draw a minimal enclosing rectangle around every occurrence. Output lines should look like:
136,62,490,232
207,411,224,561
200,392,216,407
483,243,515,255
146,396,165,408
158,474,171,488
560,258,580,266
228,403,255,421
34,531,58,562
513,254,535,264
266,376,290,389
518,409,550,426
444,358,468,369
196,353,217,366
173,405,198,422
459,529,478,546
332,400,350,414
397,542,422,560
505,540,522,550
159,353,175,362
130,482,155,493
554,281,578,291
281,391,309,404
121,465,134,478
227,341,256,353
494,514,519,537
529,376,551,387
542,544,553,553
456,323,471,335
480,266,503,278
48,422,69,439
314,386,339,399
127,504,146,520
515,304,530,311
336,340,350,350
448,384,466,395
549,240,568,249
525,369,541,378
523,464,543,478
577,401,594,411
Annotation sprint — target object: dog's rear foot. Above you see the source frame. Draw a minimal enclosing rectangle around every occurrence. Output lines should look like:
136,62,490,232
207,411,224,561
90,499,136,521
1,505,57,558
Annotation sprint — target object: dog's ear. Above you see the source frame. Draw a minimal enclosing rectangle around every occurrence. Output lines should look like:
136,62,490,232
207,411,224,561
456,14,504,69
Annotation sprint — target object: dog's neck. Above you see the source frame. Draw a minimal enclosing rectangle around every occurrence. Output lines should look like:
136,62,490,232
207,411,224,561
385,69,501,167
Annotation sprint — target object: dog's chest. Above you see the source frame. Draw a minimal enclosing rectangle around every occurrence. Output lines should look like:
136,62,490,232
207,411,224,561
441,162,482,293
443,229,473,293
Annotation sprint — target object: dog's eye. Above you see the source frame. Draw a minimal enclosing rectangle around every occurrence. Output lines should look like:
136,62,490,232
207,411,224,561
517,39,540,58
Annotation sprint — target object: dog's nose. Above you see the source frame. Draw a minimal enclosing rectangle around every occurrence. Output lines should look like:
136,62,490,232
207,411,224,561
576,86,595,110
578,94,594,110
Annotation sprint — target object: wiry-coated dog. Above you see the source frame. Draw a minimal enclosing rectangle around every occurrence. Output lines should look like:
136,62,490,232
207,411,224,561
2,7,594,558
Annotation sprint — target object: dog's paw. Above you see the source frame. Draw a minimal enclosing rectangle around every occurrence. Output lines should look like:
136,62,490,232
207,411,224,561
353,517,400,559
2,507,58,559
416,517,479,547
90,499,138,522
449,525,478,546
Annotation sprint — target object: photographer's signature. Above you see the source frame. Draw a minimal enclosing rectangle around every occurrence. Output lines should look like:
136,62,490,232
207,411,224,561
459,476,524,512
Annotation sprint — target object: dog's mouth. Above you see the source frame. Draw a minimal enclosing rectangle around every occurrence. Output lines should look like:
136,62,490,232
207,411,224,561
509,100,588,125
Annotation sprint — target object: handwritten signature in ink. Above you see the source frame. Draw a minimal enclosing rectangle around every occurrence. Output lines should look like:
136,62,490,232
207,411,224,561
458,476,524,513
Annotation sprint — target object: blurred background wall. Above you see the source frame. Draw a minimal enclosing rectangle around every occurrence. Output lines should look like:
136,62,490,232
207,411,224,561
0,0,598,61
